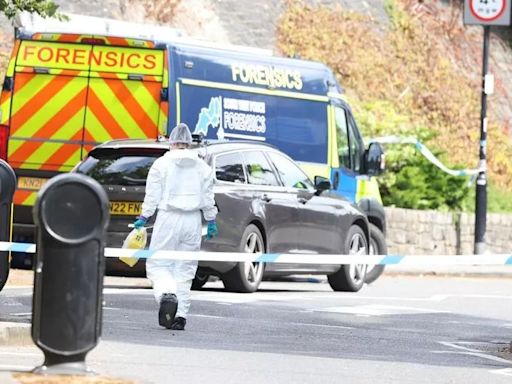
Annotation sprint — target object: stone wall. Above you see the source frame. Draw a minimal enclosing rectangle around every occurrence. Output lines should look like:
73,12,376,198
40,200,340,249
384,207,512,255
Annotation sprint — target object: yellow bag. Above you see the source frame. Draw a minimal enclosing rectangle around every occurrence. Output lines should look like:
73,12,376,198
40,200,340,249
120,227,147,267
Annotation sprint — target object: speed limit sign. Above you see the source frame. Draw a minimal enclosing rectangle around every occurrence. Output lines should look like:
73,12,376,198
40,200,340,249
464,0,511,25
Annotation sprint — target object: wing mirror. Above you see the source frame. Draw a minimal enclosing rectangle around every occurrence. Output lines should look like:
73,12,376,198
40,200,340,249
314,176,331,195
364,142,385,176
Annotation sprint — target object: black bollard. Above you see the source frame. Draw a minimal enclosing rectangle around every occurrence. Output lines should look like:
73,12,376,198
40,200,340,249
32,173,109,374
0,159,16,292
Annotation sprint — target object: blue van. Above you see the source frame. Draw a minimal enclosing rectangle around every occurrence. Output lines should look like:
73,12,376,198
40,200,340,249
164,40,387,282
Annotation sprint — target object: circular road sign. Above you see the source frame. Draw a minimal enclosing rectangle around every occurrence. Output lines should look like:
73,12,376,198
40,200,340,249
470,0,507,21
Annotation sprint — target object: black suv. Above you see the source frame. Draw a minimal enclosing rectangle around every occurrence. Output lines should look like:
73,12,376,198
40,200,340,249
74,138,371,293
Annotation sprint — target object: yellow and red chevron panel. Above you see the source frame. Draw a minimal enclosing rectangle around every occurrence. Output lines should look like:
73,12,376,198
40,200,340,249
159,49,170,136
83,74,161,153
0,41,20,125
8,71,88,171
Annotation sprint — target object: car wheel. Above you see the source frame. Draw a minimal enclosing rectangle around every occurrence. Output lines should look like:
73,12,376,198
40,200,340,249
222,224,265,293
364,223,387,284
191,272,210,290
328,225,368,292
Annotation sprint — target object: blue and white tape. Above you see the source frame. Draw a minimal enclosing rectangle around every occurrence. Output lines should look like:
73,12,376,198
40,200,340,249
370,136,485,177
1,241,511,265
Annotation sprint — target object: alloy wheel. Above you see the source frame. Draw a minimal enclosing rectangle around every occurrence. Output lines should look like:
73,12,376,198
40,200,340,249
243,232,265,284
348,232,367,286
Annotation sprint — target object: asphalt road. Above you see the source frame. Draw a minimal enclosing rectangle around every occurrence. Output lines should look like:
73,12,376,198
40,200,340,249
1,275,512,383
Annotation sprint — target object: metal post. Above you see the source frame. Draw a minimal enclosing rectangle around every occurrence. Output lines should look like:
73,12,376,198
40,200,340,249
474,25,490,255
32,173,109,375
0,160,16,292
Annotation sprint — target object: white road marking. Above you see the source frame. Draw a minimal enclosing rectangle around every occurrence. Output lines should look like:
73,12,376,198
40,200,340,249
314,304,449,316
317,293,512,301
291,322,354,330
2,286,32,290
0,364,35,370
491,368,512,377
314,294,449,301
435,341,512,365
103,288,151,295
189,314,224,319
0,351,40,357
192,292,305,303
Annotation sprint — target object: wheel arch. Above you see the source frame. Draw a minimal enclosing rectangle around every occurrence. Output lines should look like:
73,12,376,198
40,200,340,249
248,219,267,252
351,217,370,250
358,197,386,234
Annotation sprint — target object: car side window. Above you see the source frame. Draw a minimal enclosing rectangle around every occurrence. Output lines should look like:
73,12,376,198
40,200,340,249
215,153,246,183
267,151,314,191
243,151,279,186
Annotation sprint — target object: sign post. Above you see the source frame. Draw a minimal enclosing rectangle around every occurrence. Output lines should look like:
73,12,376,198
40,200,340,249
463,0,511,254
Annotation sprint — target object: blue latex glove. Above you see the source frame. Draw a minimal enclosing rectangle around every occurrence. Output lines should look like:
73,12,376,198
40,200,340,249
206,220,218,239
133,216,147,229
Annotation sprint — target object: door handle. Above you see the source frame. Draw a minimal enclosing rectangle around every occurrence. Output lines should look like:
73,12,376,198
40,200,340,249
298,197,308,204
260,194,272,203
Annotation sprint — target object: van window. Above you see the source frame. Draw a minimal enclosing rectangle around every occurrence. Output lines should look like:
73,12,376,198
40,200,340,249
347,115,363,172
335,107,350,169
264,98,328,164
215,153,246,183
335,106,363,172
243,151,279,186
267,151,314,191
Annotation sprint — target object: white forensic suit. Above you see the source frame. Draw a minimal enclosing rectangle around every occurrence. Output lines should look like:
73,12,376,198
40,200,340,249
141,149,217,318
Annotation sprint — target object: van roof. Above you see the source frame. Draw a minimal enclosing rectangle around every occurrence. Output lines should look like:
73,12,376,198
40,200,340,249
14,12,184,41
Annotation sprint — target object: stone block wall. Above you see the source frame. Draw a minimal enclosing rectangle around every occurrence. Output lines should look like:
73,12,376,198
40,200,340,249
384,207,512,255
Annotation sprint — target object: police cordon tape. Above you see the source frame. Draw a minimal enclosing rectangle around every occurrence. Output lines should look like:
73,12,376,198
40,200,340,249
1,241,512,265
370,136,485,177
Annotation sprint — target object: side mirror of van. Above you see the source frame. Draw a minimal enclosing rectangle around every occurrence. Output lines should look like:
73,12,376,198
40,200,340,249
314,176,331,195
364,142,385,176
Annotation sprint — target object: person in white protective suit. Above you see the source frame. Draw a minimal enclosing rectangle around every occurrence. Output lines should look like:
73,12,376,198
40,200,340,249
133,123,218,330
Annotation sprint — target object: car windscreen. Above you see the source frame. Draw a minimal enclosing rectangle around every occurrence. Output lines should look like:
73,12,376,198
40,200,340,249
75,148,167,186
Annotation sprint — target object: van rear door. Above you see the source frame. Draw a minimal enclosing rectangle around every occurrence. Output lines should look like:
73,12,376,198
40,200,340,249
8,41,91,171
82,44,165,154
8,39,165,171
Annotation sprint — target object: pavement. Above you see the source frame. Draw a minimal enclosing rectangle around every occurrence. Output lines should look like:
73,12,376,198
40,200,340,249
1,265,511,383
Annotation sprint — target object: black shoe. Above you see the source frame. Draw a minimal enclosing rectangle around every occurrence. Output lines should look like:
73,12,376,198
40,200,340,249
169,316,186,331
158,293,178,329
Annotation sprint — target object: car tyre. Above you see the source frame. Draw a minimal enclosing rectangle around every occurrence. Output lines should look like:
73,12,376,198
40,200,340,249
364,223,387,284
222,224,265,293
328,225,368,292
191,272,210,290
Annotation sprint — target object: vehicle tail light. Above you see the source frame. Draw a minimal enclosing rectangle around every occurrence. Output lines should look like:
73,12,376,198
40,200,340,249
0,124,9,160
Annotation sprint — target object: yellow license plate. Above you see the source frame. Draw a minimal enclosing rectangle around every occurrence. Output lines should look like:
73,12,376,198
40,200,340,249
109,201,142,216
17,177,49,191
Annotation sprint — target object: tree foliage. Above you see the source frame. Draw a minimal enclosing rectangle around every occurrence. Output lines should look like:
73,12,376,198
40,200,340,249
276,0,512,211
0,0,59,19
